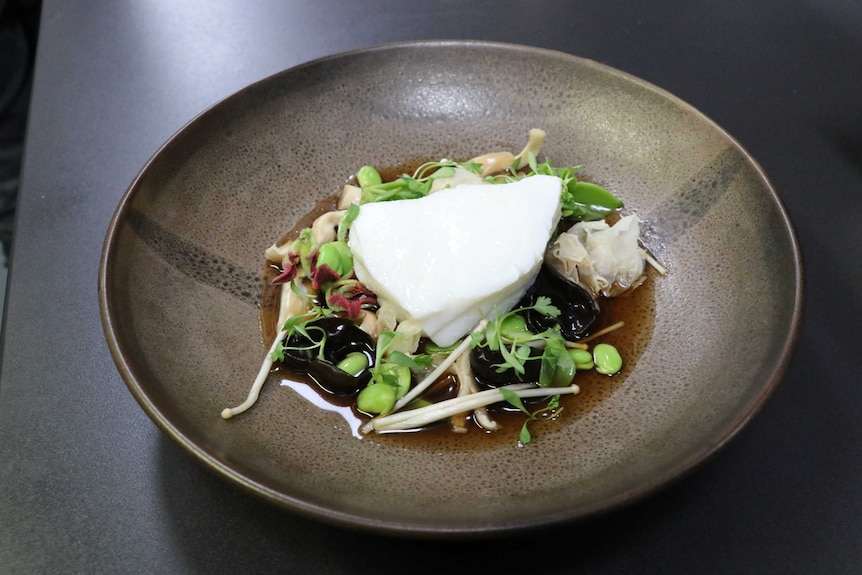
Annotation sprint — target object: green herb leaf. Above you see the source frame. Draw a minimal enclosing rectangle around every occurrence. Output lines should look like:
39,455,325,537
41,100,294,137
388,351,432,371
375,331,398,364
499,388,566,446
270,340,286,362
469,331,485,349
527,151,538,173
458,161,484,174
281,312,312,334
426,341,461,355
497,340,526,375
429,166,455,179
337,203,360,242
532,296,561,318
539,335,577,388
509,155,522,174
519,422,533,445
499,387,530,416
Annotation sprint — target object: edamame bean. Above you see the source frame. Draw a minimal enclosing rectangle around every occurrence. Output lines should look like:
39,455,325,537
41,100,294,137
356,383,396,415
378,363,411,399
568,348,594,370
336,352,369,376
593,343,622,375
356,165,382,188
316,241,353,276
500,314,531,340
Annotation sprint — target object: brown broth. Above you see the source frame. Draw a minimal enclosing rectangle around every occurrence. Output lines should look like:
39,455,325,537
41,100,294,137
260,172,658,451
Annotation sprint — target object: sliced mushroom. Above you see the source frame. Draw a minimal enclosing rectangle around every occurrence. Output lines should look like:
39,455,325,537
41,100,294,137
276,278,312,331
513,128,546,167
468,151,516,177
265,241,294,266
311,210,345,244
338,184,361,209
467,128,547,177
449,349,499,432
356,309,378,338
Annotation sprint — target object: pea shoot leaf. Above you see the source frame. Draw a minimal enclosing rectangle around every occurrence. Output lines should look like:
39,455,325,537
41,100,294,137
499,388,565,446
337,203,360,242
270,341,286,362
458,161,483,174
429,166,455,179
519,423,533,445
388,351,432,371
499,388,530,415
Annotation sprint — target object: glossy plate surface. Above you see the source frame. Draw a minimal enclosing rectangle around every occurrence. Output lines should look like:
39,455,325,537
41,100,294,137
99,40,802,537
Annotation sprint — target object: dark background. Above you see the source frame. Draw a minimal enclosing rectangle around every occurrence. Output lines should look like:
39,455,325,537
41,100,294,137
1,1,860,573
0,0,40,261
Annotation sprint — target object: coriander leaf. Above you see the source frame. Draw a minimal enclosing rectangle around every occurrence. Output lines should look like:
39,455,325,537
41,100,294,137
532,296,561,318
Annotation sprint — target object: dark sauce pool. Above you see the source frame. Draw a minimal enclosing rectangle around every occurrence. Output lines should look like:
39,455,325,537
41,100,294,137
260,171,657,451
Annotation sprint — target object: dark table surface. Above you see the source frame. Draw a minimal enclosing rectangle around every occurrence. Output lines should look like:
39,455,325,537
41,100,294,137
2,1,860,573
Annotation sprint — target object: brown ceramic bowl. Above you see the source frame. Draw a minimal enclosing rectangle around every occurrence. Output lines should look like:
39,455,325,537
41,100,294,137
99,40,802,537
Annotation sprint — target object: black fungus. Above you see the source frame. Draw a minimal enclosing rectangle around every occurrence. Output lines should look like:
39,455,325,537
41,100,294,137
470,345,542,389
518,266,599,341
279,317,375,394
469,266,599,389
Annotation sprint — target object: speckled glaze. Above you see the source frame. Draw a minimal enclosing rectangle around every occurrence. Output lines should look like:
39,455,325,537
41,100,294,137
98,41,802,537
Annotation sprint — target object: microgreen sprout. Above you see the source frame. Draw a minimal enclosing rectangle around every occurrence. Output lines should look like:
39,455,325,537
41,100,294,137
458,161,484,175
271,324,328,363
499,388,564,446
471,297,561,376
358,160,490,204
336,203,360,243
269,301,334,362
